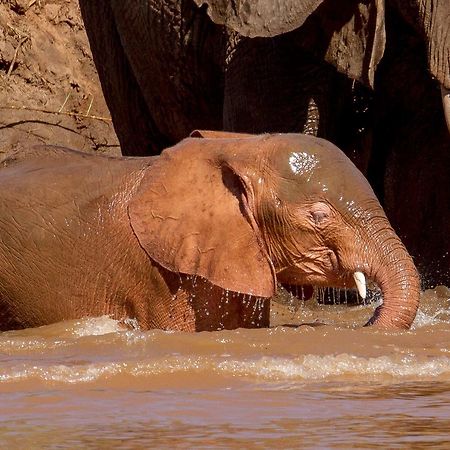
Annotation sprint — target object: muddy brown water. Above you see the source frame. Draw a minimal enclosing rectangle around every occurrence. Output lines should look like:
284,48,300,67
1,287,450,448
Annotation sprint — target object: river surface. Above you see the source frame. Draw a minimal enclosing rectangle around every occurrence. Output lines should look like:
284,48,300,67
1,286,450,448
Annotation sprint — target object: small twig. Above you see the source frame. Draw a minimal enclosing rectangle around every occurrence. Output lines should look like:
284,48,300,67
58,92,71,112
6,23,30,40
7,37,29,77
85,95,94,115
7,23,24,37
0,105,112,123
28,0,37,9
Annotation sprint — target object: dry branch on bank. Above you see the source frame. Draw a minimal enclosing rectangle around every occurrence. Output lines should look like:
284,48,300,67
6,36,28,77
0,105,112,123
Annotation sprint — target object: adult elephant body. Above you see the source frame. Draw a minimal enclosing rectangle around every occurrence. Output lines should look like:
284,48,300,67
79,0,449,286
79,0,225,155
0,132,419,331
79,0,362,150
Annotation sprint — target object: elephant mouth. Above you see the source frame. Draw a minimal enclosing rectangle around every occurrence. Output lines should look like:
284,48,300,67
277,265,368,296
279,280,381,306
278,268,381,306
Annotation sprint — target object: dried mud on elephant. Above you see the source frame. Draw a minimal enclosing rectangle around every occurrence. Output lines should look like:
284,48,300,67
0,0,118,160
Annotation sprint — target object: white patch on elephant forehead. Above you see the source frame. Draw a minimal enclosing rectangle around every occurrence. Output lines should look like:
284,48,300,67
288,152,318,176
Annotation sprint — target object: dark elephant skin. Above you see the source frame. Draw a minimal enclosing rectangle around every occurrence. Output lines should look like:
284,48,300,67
78,0,450,287
0,132,419,331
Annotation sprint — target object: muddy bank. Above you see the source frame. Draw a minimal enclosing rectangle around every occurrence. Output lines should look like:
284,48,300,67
0,0,119,157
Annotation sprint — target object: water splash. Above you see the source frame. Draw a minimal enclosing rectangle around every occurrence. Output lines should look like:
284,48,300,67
3,352,450,385
218,354,450,381
412,286,450,329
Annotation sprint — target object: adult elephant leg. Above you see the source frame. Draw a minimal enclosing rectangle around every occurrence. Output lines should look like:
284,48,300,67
79,0,169,156
223,31,340,136
371,8,450,287
109,0,224,146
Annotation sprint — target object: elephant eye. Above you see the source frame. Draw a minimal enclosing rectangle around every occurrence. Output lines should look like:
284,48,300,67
310,202,331,225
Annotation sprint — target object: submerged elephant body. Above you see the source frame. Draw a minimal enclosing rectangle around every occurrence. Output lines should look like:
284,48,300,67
0,133,420,331
0,144,268,331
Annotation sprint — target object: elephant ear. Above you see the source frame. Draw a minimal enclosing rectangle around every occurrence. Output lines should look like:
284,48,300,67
128,137,276,297
195,0,386,88
317,0,386,88
190,129,254,138
193,0,326,37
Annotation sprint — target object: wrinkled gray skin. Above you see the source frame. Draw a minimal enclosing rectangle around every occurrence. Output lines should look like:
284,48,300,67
79,0,450,286
0,133,419,331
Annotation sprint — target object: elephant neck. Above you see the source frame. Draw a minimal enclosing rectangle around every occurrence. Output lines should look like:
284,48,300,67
150,267,271,332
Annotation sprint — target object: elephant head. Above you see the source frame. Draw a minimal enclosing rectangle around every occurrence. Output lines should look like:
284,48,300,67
129,131,420,328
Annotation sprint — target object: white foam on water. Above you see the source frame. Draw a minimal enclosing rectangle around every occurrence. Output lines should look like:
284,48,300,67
0,357,207,384
0,363,125,383
412,286,450,329
217,354,450,381
0,317,128,353
131,357,208,376
412,308,450,328
71,316,124,337
2,353,450,384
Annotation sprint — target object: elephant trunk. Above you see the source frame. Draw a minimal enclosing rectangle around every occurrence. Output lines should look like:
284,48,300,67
363,225,421,329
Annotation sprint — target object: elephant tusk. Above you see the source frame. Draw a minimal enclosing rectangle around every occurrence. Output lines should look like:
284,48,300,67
353,271,367,299
441,85,450,135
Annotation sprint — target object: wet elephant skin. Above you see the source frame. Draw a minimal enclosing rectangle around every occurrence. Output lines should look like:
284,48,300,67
0,132,419,331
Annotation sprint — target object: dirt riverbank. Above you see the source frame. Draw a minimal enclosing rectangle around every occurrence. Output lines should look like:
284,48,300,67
0,0,119,157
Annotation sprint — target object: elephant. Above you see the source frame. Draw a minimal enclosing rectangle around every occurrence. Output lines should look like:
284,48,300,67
78,0,450,288
0,132,419,331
